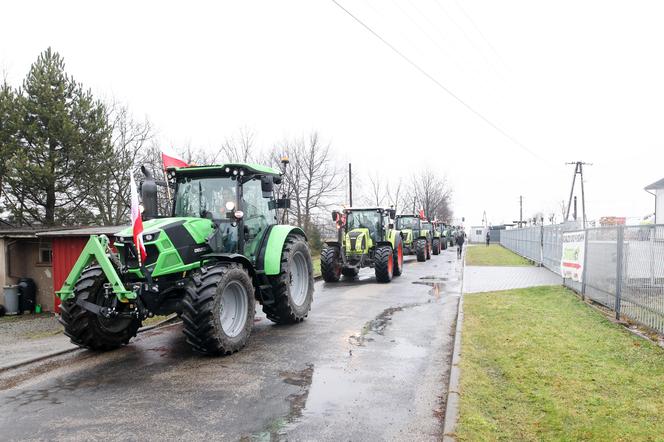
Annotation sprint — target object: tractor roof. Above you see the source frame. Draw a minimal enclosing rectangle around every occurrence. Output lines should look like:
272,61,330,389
170,163,281,176
396,214,419,218
343,207,387,212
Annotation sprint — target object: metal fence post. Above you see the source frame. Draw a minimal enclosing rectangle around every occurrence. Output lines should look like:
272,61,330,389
581,229,588,301
540,225,544,267
615,225,624,320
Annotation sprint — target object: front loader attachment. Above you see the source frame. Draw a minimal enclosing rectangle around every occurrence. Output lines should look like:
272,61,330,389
56,235,136,302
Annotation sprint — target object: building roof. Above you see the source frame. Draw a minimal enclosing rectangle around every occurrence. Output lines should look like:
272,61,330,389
645,177,664,191
36,226,129,238
0,226,68,239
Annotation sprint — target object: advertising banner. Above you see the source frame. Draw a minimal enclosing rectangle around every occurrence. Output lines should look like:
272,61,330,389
561,231,585,282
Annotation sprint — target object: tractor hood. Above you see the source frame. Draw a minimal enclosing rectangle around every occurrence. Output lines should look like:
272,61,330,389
114,217,216,277
344,228,373,254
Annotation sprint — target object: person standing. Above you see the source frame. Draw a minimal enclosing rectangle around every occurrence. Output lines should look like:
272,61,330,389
456,227,466,259
486,230,491,247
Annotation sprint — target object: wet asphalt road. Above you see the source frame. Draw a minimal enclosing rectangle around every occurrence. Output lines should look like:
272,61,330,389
0,248,462,441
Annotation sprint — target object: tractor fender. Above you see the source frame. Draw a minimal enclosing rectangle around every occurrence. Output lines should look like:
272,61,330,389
203,253,255,275
324,240,342,249
262,225,307,275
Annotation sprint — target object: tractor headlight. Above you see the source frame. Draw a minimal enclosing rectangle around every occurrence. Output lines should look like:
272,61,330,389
143,232,160,242
234,210,244,219
225,201,235,211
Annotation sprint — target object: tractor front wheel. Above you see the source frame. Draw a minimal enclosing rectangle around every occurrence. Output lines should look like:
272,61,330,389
321,245,342,282
374,245,394,283
433,238,441,255
59,266,140,351
182,263,255,355
415,239,427,262
264,234,314,324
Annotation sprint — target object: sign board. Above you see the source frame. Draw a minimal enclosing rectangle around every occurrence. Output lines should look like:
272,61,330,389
561,231,585,282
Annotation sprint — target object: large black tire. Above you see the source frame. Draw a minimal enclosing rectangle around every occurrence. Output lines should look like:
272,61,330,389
374,245,394,283
433,238,441,255
441,238,447,250
342,267,359,279
182,263,256,355
263,234,314,324
59,266,140,351
321,246,342,282
415,239,427,262
393,235,404,277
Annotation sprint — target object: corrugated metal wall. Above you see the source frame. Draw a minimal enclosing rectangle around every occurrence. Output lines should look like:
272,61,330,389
52,237,88,313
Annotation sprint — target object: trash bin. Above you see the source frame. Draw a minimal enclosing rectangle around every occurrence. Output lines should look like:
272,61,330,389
18,278,36,314
3,286,20,315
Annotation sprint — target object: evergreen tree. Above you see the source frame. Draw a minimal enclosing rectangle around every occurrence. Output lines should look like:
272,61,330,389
1,48,112,226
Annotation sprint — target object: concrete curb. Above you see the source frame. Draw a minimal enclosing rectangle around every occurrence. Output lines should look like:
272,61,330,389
443,251,465,441
0,314,180,373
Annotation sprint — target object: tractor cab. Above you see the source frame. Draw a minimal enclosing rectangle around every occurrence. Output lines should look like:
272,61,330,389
338,208,393,254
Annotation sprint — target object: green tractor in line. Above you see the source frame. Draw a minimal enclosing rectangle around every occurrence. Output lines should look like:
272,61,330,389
394,214,431,262
424,220,443,256
320,207,404,283
434,221,448,251
57,163,315,355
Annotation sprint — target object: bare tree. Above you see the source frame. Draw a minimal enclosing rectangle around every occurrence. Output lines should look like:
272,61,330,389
367,172,384,206
219,126,257,163
408,169,453,222
87,101,154,225
275,132,342,233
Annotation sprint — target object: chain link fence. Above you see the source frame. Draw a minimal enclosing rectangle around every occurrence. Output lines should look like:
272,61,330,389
501,224,664,334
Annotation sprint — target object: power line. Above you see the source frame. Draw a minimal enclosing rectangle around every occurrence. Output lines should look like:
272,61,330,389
330,0,543,161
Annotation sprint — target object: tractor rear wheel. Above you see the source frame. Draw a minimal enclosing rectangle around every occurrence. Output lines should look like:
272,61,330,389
264,234,314,324
182,263,255,355
374,245,394,283
433,238,441,255
321,245,342,282
415,239,427,262
342,267,359,279
393,235,404,277
59,266,140,351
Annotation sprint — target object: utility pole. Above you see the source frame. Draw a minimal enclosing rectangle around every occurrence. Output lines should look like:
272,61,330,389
348,163,353,207
565,161,592,228
519,195,523,227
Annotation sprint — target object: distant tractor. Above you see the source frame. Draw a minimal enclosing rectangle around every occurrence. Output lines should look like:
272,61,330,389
320,208,404,283
57,163,314,356
426,220,443,255
395,214,431,262
435,222,448,251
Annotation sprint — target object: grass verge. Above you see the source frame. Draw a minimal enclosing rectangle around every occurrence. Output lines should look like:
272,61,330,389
312,254,321,278
457,285,664,441
465,244,531,266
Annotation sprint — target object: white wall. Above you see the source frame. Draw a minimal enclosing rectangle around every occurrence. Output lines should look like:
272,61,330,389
657,189,664,224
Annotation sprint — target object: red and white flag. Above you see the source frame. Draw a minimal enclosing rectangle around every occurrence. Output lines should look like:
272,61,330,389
161,147,189,169
130,173,147,264
419,209,425,220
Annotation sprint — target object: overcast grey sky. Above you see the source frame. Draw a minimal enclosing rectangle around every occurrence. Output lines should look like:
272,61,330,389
2,0,662,227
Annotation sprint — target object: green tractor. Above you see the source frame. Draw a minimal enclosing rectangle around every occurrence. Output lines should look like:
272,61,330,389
394,214,431,262
57,163,315,355
425,220,443,255
320,207,404,283
434,221,448,251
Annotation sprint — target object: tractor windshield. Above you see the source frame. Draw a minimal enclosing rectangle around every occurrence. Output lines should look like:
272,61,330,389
174,177,237,221
396,216,419,230
347,210,382,241
421,222,432,231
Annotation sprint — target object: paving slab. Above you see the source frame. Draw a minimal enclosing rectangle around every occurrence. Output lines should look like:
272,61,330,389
463,265,561,293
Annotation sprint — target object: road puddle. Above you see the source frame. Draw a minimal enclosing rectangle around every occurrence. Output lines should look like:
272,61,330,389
348,303,423,347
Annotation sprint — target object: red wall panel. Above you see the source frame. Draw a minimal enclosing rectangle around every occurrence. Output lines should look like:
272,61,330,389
52,237,88,313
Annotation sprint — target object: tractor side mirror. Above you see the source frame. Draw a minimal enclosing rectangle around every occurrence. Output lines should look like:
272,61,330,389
261,176,274,197
388,223,394,229
140,165,159,220
273,176,282,185
331,210,339,222
389,209,396,219
276,198,290,209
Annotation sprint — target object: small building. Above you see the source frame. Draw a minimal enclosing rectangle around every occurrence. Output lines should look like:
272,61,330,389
37,226,127,313
645,178,664,224
469,226,488,243
0,225,125,313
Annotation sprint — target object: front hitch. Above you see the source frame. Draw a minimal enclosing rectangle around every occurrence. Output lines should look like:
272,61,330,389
56,235,136,302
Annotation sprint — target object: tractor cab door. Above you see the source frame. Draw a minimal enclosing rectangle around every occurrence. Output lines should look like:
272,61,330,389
241,178,277,260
